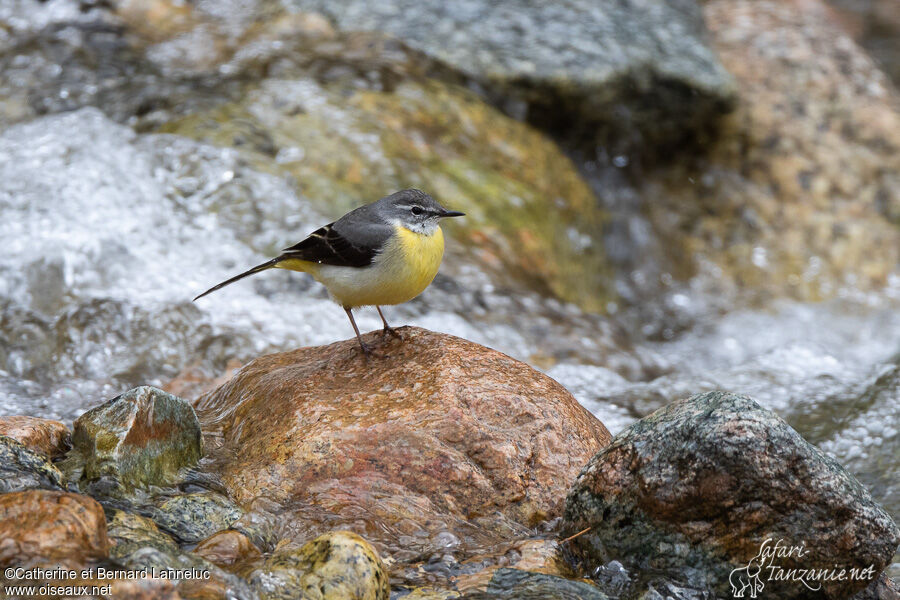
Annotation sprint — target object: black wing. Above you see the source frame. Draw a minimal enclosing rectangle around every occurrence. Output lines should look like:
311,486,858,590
279,223,378,268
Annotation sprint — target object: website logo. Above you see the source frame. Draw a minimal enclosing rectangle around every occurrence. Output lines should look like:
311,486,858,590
729,538,878,598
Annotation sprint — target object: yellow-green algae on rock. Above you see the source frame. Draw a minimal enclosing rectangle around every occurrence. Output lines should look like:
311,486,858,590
159,78,612,312
71,386,202,488
251,531,389,600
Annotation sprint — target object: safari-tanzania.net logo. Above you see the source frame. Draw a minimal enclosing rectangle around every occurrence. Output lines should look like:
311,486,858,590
728,538,877,598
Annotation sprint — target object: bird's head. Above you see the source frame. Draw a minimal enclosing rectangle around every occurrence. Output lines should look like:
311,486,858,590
379,189,464,234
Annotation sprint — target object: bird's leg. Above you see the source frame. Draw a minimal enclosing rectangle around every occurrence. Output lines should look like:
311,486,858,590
344,307,375,357
376,306,402,340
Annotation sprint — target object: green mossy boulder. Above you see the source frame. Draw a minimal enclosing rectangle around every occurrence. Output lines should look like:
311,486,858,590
72,386,202,488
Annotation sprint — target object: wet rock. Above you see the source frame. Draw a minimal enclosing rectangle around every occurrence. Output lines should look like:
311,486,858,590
72,386,202,488
284,0,736,156
107,510,180,558
107,509,258,599
145,491,243,544
193,530,262,570
197,328,611,561
161,76,613,311
250,531,389,600
0,490,109,567
0,415,71,458
116,546,256,600
626,0,900,309
562,391,900,599
402,589,460,599
463,568,609,600
108,578,182,600
851,572,899,600
0,435,66,493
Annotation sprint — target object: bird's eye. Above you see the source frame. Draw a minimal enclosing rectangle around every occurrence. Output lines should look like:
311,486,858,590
411,206,424,215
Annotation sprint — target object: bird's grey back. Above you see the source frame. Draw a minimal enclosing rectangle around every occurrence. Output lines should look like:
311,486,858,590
331,197,394,249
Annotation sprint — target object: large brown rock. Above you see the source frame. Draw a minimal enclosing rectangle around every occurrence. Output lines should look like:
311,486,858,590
0,416,71,458
196,327,611,562
0,490,109,568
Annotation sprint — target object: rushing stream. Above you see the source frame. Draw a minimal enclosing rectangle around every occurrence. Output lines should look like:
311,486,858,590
0,0,898,586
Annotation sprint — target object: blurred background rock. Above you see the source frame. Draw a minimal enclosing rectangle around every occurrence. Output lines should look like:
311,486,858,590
0,0,898,581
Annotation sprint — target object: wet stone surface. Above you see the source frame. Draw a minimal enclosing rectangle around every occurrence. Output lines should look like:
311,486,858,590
563,391,900,599
250,531,389,600
0,415,71,458
0,434,66,493
71,385,202,488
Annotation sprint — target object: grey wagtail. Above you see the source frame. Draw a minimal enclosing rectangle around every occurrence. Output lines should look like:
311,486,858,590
194,189,464,355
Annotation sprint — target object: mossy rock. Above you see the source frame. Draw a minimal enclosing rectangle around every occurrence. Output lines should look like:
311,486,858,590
159,78,612,312
72,386,202,488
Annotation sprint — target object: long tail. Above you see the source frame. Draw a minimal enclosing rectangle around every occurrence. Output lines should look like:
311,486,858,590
193,258,280,301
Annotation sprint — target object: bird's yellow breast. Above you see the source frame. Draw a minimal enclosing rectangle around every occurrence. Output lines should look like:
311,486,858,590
286,224,445,308
376,224,445,303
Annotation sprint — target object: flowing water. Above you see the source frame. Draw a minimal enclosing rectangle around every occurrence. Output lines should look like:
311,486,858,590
0,0,898,584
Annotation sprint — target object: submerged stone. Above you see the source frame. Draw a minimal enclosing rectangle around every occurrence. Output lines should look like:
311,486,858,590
482,568,608,599
147,491,244,543
72,386,202,488
193,529,262,570
106,510,180,559
0,435,66,493
250,531,389,600
562,391,900,599
117,545,257,600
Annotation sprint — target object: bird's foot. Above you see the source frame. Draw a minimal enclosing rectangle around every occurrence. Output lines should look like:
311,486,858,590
354,340,387,359
381,325,402,340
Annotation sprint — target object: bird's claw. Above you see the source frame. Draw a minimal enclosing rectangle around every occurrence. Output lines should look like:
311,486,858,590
354,341,388,359
381,326,402,340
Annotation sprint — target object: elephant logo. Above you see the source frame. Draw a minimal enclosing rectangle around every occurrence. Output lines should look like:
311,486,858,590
730,557,765,598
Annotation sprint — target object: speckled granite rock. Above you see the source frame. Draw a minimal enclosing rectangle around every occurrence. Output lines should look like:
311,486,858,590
635,0,900,305
196,327,611,561
850,572,899,600
0,435,66,493
0,415,71,458
0,490,109,568
562,391,899,599
72,386,201,488
282,0,736,155
145,491,243,543
251,531,388,600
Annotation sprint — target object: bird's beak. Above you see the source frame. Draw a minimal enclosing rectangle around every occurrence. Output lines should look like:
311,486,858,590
440,209,465,218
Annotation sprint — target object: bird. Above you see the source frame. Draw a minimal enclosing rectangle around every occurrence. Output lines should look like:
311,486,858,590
193,189,464,356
